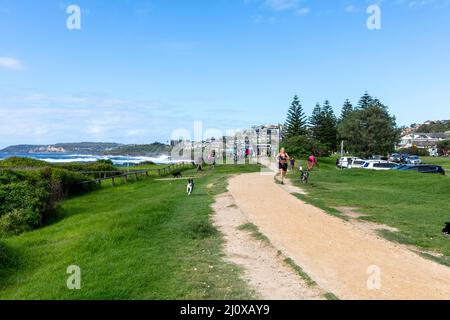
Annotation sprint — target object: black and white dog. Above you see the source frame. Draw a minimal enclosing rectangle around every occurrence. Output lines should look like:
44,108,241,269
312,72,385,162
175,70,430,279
443,222,450,235
187,179,195,196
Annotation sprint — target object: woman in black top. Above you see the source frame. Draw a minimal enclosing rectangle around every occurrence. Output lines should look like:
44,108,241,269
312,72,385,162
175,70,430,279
276,148,290,185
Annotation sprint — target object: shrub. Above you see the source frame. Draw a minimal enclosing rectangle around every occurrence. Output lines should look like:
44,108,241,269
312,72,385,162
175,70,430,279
437,140,450,156
282,135,331,158
0,157,48,168
0,241,7,261
0,208,41,236
0,166,97,236
398,146,429,157
138,161,155,166
0,181,49,217
50,168,97,197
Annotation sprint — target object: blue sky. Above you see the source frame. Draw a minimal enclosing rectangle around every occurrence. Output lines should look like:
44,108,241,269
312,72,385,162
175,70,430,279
0,0,449,148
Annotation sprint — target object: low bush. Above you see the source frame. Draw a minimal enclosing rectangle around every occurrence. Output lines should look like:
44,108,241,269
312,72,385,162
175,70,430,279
0,208,41,235
0,157,48,168
282,135,331,158
0,167,97,237
398,146,429,157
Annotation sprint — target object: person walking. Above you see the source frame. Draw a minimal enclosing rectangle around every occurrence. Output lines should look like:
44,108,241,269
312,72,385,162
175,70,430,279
290,157,296,172
276,148,290,185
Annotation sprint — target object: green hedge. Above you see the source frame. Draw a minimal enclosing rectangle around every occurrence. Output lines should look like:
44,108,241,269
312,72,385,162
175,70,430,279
0,167,98,237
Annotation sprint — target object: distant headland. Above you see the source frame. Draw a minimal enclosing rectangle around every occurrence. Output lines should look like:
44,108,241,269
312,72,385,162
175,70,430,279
0,142,171,156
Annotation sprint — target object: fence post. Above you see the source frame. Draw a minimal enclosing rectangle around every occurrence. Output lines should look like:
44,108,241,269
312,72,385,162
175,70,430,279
124,174,128,183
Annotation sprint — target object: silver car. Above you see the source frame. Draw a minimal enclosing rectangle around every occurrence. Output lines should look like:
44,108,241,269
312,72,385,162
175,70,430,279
407,156,422,165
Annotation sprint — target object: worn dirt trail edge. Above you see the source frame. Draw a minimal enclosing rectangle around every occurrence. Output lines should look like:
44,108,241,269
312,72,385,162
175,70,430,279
228,172,450,300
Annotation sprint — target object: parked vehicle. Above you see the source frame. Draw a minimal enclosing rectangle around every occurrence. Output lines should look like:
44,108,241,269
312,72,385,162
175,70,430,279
407,155,422,165
400,154,410,164
394,164,445,175
362,161,399,171
389,153,401,163
348,159,366,169
337,157,355,168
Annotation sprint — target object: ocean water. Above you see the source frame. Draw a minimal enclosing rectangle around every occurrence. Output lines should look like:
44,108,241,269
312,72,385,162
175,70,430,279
0,152,175,166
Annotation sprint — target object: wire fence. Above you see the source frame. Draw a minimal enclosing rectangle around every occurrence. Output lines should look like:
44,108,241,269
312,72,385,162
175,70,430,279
78,162,194,187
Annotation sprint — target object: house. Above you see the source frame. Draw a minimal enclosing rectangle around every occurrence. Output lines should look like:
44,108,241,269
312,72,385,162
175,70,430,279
398,132,447,156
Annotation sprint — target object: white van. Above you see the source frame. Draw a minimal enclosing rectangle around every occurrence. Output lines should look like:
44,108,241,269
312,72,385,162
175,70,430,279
348,159,367,169
362,161,399,171
337,157,355,168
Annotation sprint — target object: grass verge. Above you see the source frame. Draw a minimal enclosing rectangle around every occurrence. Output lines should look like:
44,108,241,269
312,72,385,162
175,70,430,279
0,165,260,300
238,223,271,245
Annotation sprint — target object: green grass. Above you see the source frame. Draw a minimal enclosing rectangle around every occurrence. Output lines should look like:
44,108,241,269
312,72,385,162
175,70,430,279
0,165,260,300
283,257,317,287
238,223,271,244
323,292,339,300
422,156,450,170
288,157,450,260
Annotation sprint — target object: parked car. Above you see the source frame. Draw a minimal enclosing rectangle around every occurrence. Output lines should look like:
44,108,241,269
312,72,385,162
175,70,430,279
389,153,401,163
337,157,355,168
348,159,366,169
394,164,445,175
407,155,422,165
400,154,410,164
362,161,399,171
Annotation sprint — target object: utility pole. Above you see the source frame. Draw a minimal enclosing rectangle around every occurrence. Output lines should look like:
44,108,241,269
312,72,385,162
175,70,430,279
340,140,344,170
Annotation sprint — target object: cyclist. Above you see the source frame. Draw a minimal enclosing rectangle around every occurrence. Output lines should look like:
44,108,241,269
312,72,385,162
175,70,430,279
307,153,320,171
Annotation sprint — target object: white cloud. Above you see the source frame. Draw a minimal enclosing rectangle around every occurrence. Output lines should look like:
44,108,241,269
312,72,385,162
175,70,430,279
265,0,299,11
0,57,25,71
296,7,311,15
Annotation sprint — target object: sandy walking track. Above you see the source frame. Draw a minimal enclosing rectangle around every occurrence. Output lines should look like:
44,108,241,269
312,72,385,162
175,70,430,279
228,172,450,300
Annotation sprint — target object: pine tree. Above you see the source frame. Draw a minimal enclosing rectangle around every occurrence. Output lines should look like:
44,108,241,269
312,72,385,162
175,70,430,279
320,100,338,151
358,92,373,109
309,101,338,151
337,98,401,157
309,103,323,140
284,95,307,138
339,99,353,122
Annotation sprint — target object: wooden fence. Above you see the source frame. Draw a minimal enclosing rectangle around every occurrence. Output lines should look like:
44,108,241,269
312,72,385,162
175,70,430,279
79,162,194,187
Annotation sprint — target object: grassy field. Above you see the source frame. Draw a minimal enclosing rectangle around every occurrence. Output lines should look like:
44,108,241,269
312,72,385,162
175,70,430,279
422,156,450,170
289,157,450,262
0,165,260,299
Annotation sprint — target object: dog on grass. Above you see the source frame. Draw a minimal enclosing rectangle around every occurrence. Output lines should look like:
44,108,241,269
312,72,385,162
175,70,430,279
187,179,195,196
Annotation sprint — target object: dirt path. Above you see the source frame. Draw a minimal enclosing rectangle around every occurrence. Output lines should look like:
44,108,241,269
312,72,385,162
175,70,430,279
227,172,450,300
212,193,324,300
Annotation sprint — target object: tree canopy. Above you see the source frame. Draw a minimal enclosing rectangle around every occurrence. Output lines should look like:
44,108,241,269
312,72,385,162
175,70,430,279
338,94,401,157
283,95,307,138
